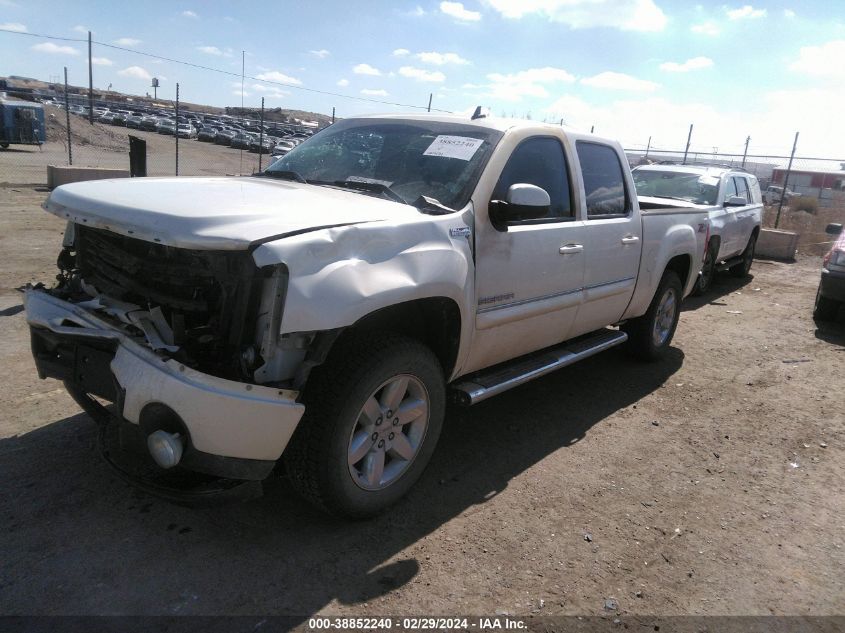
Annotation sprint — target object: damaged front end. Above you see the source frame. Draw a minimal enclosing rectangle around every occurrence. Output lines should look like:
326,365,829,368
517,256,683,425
26,223,306,503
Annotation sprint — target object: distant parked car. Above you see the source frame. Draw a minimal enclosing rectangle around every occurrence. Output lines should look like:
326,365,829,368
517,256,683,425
197,128,217,142
140,117,159,132
156,119,176,135
126,116,143,129
230,132,254,149
111,113,127,126
215,129,236,146
814,223,845,321
97,113,116,125
763,185,796,205
272,139,296,156
176,123,197,139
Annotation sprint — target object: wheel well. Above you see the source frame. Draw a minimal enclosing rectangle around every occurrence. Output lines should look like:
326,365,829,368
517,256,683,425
343,298,462,377
665,254,692,289
750,225,760,241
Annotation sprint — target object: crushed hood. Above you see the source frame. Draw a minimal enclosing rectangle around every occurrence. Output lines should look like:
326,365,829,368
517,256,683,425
45,176,422,250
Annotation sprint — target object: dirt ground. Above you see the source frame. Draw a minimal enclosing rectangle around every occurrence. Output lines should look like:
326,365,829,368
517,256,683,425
0,185,844,623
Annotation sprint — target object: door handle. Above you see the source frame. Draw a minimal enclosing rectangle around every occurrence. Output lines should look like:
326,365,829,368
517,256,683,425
559,244,584,254
621,236,640,245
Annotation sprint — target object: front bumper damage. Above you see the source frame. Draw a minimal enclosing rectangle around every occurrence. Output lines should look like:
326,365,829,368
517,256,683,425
25,288,305,502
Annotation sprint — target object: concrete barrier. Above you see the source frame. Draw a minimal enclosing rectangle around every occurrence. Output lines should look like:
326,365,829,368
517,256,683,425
756,228,799,260
47,166,130,189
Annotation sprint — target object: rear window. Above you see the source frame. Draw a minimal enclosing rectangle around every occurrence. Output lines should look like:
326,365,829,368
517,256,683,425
576,142,629,218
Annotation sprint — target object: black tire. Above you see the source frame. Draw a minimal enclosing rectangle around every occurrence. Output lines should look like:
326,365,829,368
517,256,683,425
0,142,9,149
691,242,717,296
623,270,682,361
813,288,841,321
285,332,445,519
730,233,757,278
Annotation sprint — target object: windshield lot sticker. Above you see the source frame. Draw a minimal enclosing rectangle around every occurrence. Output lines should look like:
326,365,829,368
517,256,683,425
424,136,484,161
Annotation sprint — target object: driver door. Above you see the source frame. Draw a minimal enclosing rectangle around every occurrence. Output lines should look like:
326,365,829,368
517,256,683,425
465,135,587,374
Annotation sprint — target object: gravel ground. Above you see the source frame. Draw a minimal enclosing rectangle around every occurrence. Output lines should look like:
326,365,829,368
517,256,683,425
0,185,844,623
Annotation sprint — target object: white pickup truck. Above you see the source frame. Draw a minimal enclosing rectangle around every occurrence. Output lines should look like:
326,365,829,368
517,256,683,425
633,164,763,294
26,113,710,517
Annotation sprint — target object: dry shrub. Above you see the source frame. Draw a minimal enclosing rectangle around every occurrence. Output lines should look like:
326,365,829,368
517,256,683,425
791,196,818,214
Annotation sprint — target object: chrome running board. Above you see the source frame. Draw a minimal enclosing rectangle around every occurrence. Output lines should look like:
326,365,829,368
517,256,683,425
451,329,628,406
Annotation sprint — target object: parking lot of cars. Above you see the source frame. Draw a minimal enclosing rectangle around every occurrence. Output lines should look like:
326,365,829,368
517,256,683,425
59,100,317,159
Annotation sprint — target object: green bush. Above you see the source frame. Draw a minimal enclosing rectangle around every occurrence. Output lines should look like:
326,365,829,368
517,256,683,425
791,196,818,214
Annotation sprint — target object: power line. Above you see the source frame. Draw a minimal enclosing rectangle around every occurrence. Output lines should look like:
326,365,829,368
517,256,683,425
0,27,454,113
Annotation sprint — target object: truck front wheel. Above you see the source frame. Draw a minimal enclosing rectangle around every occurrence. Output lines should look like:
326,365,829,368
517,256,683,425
285,332,445,518
623,270,682,361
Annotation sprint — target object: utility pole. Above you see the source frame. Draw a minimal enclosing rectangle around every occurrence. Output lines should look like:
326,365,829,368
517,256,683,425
331,107,335,124
645,135,652,161
87,31,94,124
64,67,72,165
427,93,432,112
775,131,799,228
258,97,265,173
174,83,179,176
682,124,693,165
742,135,750,168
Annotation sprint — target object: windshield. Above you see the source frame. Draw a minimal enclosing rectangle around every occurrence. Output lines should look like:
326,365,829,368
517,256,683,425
264,119,503,210
633,169,720,205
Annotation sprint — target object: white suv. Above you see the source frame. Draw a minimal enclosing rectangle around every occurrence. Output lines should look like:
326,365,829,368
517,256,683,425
633,164,764,294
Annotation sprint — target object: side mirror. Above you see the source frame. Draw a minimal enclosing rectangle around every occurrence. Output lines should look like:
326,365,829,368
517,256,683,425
489,183,551,231
825,223,843,235
725,195,747,207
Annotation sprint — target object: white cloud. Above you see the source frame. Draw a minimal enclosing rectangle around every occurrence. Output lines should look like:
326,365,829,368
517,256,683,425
485,67,575,101
416,51,470,65
197,45,224,56
691,21,720,36
91,57,114,66
353,63,381,76
399,66,446,82
659,56,714,72
581,71,659,92
789,40,845,77
255,70,303,85
487,0,666,32
440,1,481,21
726,5,766,20
72,25,87,33
113,37,141,46
32,42,79,55
118,66,152,80
0,21,26,32
393,48,410,57
361,88,389,96
182,10,198,18
232,90,250,97
784,9,795,18
410,6,426,16
309,49,330,58
337,78,350,87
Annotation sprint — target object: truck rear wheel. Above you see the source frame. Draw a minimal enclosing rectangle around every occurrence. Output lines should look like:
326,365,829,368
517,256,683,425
813,288,841,321
285,332,445,518
623,270,682,361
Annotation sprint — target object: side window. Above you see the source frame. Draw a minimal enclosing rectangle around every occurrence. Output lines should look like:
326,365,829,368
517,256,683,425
491,136,572,220
723,176,738,202
733,176,750,203
576,141,629,218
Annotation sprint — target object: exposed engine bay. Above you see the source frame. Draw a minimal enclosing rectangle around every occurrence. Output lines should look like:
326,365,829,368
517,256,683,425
51,224,275,382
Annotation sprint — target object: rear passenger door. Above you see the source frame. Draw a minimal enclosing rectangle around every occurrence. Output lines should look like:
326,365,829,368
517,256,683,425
571,141,642,335
731,176,758,252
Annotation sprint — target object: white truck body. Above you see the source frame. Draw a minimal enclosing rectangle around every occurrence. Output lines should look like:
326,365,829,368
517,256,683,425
25,114,711,515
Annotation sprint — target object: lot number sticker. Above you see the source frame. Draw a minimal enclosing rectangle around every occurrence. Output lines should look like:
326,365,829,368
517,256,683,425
423,135,484,161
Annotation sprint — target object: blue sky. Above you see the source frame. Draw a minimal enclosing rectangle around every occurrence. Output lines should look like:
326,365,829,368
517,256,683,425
1,0,844,157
